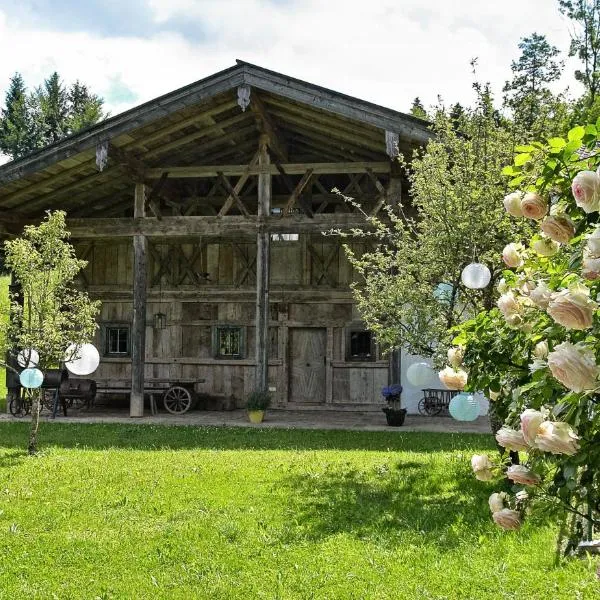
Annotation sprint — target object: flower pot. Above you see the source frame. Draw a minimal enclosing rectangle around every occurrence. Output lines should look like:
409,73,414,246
382,407,407,427
248,409,265,424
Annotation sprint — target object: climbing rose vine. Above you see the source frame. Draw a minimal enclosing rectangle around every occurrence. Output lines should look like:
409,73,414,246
447,124,600,552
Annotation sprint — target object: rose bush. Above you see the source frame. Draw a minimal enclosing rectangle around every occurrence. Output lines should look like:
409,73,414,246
448,124,600,552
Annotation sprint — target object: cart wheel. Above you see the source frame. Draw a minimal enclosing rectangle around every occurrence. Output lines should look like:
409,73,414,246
417,398,428,416
163,386,193,414
9,395,25,417
424,395,443,416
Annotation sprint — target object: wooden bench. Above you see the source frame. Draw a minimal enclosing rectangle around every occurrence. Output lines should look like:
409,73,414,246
95,378,205,415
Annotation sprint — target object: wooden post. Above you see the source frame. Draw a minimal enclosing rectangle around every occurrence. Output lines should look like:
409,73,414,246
130,183,147,417
389,349,401,385
255,135,271,393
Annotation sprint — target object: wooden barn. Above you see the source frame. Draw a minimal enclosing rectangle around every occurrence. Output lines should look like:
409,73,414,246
0,61,431,416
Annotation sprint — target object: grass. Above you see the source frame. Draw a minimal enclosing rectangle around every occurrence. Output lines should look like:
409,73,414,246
0,423,597,599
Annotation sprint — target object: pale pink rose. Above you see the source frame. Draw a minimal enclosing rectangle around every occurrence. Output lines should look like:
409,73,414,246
547,342,599,392
534,340,549,359
438,366,468,390
447,347,464,368
529,282,552,309
540,215,576,244
572,170,600,213
535,421,580,456
583,257,600,280
547,286,597,330
520,409,546,446
489,492,506,513
502,243,524,268
586,227,600,258
497,278,509,294
497,291,521,319
506,464,541,486
493,509,522,531
496,426,529,451
471,454,493,481
503,191,524,217
521,192,548,220
532,237,559,257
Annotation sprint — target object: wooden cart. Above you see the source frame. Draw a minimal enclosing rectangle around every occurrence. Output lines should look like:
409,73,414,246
418,388,459,416
94,378,204,415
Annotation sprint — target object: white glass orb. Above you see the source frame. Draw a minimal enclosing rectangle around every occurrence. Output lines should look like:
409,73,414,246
406,362,433,387
461,263,491,289
17,348,39,368
64,343,100,376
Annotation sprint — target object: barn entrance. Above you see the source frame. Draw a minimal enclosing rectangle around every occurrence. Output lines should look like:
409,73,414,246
288,327,326,403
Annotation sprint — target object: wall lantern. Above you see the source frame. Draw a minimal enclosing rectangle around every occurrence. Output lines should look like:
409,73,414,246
154,312,167,330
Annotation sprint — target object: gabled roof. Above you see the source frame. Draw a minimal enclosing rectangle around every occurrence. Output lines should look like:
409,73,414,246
0,60,431,220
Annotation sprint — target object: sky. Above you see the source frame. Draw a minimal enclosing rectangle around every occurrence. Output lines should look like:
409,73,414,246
0,0,582,126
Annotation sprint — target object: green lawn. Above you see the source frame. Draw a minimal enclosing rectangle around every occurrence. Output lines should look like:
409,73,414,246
0,424,597,599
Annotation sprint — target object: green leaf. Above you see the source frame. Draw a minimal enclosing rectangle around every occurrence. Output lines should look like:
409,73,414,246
548,137,566,148
514,153,532,166
502,165,520,176
568,126,585,142
515,145,536,153
509,175,525,188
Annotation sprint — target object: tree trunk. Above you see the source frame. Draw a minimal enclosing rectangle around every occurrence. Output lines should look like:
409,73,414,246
28,390,41,455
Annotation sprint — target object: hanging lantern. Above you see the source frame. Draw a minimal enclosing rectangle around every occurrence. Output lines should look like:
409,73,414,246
19,368,44,389
449,393,480,421
64,343,100,376
406,362,433,386
154,312,167,330
433,283,453,302
461,263,491,289
17,348,39,368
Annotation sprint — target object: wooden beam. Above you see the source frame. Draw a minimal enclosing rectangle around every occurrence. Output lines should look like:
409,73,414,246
250,92,288,162
145,172,169,219
255,135,271,393
130,183,147,417
146,161,390,179
282,169,313,217
65,214,373,238
217,152,260,216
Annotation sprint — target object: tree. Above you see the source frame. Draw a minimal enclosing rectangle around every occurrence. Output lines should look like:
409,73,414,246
410,97,428,119
503,33,564,137
3,212,101,454
0,73,36,159
0,72,106,160
451,123,600,551
559,0,600,108
341,90,531,360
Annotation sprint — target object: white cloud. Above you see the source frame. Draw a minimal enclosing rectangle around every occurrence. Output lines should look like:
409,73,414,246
0,0,581,125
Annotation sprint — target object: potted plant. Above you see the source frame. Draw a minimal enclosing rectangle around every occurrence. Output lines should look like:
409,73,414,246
246,390,271,424
381,384,406,426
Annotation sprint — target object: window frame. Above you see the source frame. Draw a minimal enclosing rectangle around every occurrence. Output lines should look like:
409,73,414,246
213,325,245,359
102,323,131,358
346,329,375,362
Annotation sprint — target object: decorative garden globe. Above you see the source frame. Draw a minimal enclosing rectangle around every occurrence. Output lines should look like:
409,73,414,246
433,282,453,302
19,367,44,389
406,362,433,386
449,393,480,421
461,263,491,289
17,348,39,368
64,343,100,376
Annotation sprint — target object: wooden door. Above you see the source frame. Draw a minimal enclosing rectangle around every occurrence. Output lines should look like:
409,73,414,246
289,328,327,403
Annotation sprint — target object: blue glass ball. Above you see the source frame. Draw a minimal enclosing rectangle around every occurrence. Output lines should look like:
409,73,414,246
449,393,480,421
433,283,453,302
19,368,44,389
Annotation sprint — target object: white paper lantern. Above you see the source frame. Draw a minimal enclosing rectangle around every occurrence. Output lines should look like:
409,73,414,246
461,263,491,289
449,393,480,421
64,343,100,376
17,348,39,368
406,362,433,386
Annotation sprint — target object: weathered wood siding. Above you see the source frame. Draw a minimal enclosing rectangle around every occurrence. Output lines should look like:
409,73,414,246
77,234,388,407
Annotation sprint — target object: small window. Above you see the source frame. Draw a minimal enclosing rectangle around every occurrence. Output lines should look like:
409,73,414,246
348,330,374,361
105,326,130,357
215,326,244,359
271,233,299,241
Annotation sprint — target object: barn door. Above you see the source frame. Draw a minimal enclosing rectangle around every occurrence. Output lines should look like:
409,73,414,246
289,328,327,403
